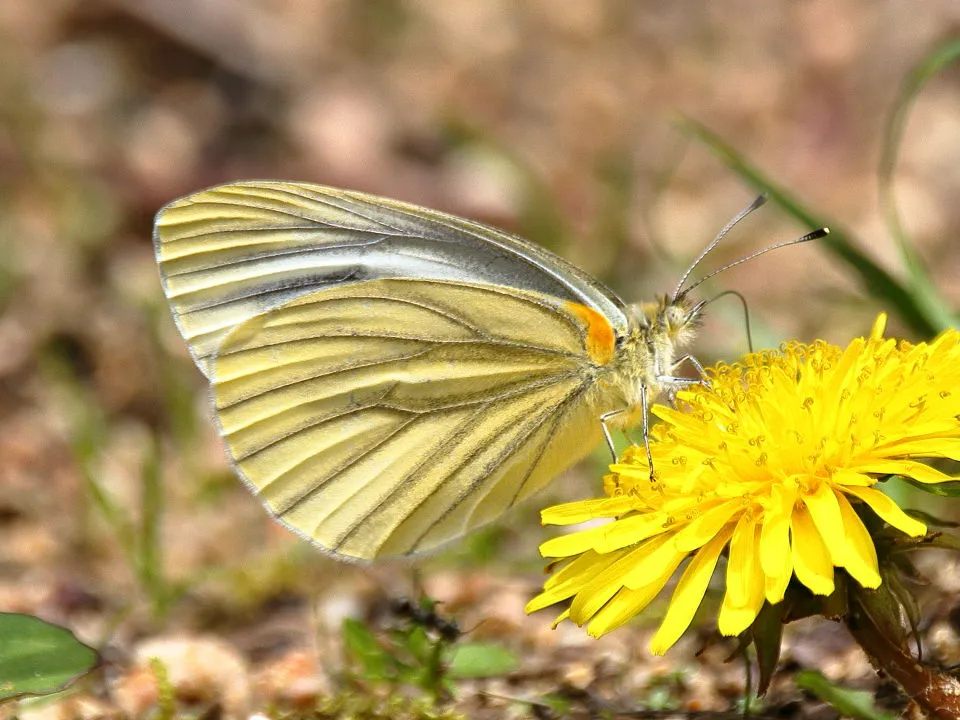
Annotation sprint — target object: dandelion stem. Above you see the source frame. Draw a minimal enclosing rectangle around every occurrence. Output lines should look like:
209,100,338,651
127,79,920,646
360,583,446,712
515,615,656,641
847,595,960,719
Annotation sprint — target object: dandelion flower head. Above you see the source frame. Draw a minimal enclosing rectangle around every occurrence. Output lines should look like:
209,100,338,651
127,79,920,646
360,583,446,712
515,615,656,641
527,315,960,654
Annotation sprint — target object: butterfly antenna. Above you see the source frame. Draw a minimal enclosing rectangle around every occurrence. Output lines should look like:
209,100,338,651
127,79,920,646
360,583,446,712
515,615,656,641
681,227,829,297
706,289,754,353
672,194,768,301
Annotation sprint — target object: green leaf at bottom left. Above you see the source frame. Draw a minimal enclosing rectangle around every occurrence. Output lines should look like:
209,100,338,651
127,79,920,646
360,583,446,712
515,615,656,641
0,613,100,702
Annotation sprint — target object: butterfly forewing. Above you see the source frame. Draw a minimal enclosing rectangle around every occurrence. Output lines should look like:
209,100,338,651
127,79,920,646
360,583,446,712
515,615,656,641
154,181,628,378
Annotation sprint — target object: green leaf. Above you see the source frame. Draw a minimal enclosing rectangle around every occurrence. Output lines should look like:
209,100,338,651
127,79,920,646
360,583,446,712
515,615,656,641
879,39,960,331
680,118,939,338
341,618,393,681
0,613,99,701
901,507,960,528
446,642,518,679
880,566,920,644
853,584,911,655
897,477,960,498
750,602,785,696
796,670,897,720
398,625,432,662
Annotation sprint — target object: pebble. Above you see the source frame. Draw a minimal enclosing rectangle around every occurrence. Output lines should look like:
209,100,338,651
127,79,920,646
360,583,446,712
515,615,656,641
112,635,250,720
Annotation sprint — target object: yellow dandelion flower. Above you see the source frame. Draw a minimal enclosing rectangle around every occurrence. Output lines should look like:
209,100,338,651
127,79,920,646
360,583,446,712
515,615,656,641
526,315,960,654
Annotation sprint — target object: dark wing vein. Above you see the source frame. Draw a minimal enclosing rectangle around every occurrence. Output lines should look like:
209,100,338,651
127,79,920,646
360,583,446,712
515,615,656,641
268,408,419,514
271,186,412,234
409,392,567,553
216,331,580,361
232,370,578,463
328,398,502,551
177,269,361,312
414,381,588,548
163,234,390,274
219,337,579,412
217,344,436,412
175,198,326,225
227,185,411,234
334,377,588,553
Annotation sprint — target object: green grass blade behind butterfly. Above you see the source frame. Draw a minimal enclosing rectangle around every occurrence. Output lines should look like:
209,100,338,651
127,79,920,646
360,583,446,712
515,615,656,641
879,38,960,331
680,117,939,338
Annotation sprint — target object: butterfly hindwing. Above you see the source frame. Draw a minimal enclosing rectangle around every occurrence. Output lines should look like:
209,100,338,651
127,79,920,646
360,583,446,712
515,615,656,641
211,278,617,559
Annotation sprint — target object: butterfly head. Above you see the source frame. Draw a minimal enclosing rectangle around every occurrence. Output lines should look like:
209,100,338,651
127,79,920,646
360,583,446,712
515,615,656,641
630,293,704,352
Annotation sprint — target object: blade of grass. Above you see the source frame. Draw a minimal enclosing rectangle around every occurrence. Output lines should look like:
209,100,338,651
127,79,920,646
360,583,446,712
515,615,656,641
56,357,174,619
66,391,139,572
139,434,170,621
879,39,960,331
796,670,897,720
680,117,939,337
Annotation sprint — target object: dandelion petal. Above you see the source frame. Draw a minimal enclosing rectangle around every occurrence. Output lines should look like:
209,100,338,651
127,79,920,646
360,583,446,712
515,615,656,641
791,505,834,595
673,499,741,552
571,537,672,621
759,484,794,579
843,485,926,537
855,460,953,485
727,515,759,607
541,496,638,525
588,558,683,637
651,528,731,654
802,482,845,565
835,493,881,588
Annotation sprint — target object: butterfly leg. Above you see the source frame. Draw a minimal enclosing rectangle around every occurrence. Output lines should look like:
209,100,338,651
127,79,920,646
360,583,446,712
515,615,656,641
669,354,708,384
647,365,706,482
599,409,628,462
658,355,708,406
606,361,703,478
638,383,656,482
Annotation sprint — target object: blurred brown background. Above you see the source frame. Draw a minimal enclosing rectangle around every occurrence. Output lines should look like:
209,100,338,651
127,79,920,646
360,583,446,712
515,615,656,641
1,1,959,714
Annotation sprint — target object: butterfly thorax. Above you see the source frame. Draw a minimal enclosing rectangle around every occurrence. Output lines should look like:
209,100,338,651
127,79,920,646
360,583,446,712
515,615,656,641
605,294,701,425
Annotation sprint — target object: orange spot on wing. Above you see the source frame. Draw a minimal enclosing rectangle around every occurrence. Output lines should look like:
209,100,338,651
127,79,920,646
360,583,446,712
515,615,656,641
563,302,616,365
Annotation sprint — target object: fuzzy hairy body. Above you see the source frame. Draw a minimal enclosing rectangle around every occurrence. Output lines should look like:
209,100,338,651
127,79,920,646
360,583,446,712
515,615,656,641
594,294,700,431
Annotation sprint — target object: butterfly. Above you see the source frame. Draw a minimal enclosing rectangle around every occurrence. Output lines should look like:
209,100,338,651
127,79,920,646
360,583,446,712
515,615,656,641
153,181,822,561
